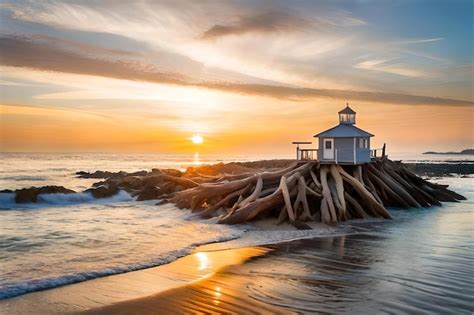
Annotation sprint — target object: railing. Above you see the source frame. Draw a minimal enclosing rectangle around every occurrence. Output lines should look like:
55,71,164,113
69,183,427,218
371,143,386,159
297,148,319,160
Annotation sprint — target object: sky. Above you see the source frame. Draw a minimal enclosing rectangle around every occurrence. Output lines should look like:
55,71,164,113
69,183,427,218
0,0,473,156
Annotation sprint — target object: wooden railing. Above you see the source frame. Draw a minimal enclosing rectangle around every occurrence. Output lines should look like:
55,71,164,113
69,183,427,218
297,148,319,160
371,143,386,159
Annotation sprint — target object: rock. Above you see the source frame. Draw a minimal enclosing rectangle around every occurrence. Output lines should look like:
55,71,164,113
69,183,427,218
15,186,75,203
119,176,143,190
151,168,162,174
86,186,119,199
15,189,39,203
76,170,148,179
161,169,182,177
140,175,166,188
0,189,13,193
38,186,75,194
136,186,162,201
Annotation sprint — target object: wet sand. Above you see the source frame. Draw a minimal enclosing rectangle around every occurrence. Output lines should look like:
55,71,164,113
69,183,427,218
84,234,473,314
3,232,472,314
2,187,473,315
0,247,272,314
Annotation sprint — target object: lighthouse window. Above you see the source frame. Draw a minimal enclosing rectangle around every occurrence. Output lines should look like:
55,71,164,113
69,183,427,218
359,138,368,148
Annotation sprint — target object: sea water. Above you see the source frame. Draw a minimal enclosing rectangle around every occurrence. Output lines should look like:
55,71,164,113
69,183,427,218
0,153,472,302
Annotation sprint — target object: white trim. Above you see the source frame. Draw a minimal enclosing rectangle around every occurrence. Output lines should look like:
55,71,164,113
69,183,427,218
353,137,356,164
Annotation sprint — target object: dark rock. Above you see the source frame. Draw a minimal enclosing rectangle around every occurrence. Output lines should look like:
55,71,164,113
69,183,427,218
15,186,75,203
15,189,39,203
136,186,162,201
404,163,474,177
38,186,75,194
140,175,166,188
76,170,148,179
86,186,119,199
161,169,182,177
151,168,162,174
0,189,13,193
92,180,107,187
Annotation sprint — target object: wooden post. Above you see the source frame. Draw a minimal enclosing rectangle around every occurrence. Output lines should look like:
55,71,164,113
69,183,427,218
382,143,386,158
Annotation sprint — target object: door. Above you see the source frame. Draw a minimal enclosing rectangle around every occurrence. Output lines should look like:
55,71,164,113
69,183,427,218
323,138,334,159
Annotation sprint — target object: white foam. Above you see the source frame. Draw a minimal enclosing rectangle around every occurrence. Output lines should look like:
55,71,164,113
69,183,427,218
0,190,133,209
0,229,242,299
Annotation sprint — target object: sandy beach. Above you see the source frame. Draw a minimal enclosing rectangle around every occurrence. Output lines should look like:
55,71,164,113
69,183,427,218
2,201,472,315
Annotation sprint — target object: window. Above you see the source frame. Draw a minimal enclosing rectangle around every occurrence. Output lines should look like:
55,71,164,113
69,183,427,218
339,113,355,124
359,138,368,149
325,140,332,149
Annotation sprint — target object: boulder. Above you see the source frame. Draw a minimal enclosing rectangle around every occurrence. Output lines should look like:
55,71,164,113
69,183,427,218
15,186,75,203
15,188,39,203
86,186,119,199
136,186,162,201
161,169,182,177
76,170,148,179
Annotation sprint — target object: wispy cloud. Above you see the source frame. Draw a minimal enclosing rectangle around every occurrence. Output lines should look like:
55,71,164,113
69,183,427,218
397,37,444,45
1,35,471,106
199,11,310,40
354,58,430,78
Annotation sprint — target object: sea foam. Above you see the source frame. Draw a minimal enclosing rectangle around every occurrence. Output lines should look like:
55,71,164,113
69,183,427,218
0,190,133,210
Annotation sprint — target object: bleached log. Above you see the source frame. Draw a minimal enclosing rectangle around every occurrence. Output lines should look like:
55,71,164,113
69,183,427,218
336,165,392,219
238,175,263,208
344,192,370,219
198,183,252,217
320,166,337,223
362,170,383,205
328,177,343,220
368,164,421,208
310,170,322,189
330,165,346,215
281,175,296,222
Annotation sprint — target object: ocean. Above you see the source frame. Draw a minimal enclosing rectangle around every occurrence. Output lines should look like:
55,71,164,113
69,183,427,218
0,152,473,310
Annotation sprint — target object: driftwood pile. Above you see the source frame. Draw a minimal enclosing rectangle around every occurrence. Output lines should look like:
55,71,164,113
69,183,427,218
165,158,465,226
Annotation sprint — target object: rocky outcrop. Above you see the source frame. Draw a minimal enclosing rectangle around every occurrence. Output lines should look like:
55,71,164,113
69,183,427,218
76,170,148,179
15,186,76,203
136,186,162,201
85,186,119,199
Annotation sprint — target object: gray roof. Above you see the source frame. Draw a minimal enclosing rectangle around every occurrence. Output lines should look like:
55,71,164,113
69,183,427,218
338,105,356,114
314,124,374,138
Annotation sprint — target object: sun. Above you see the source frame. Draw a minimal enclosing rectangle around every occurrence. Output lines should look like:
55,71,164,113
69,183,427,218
191,134,204,144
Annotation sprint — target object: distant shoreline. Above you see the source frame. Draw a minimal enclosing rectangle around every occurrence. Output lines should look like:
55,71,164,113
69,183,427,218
423,149,474,155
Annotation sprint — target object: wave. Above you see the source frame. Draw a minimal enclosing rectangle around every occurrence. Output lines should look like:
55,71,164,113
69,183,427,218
0,175,48,181
0,231,242,299
0,190,133,210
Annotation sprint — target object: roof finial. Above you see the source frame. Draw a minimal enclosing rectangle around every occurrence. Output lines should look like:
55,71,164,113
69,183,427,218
346,102,349,106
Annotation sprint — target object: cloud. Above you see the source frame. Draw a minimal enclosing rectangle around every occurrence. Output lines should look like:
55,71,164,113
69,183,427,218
199,11,310,40
1,35,472,107
398,38,444,45
0,35,189,85
354,58,430,78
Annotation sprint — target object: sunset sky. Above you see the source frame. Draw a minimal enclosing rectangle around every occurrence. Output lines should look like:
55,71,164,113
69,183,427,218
0,0,473,156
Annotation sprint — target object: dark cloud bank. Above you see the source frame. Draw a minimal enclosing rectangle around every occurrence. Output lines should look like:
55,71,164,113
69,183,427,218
1,35,472,107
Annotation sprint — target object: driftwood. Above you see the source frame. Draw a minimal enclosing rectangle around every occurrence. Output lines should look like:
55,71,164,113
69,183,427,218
166,158,464,227
81,158,464,228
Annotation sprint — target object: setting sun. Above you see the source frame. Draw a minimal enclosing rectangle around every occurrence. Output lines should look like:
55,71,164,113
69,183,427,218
191,135,204,144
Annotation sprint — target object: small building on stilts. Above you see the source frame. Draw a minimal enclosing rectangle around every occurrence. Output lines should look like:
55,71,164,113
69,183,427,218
293,103,385,163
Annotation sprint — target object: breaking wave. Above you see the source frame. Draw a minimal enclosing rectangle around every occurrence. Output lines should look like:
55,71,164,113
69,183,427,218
0,190,133,210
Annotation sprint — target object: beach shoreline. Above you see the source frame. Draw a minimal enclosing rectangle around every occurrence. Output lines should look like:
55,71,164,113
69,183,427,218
3,222,472,315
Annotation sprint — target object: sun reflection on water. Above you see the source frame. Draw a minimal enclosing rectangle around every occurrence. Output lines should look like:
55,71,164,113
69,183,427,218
195,252,210,271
